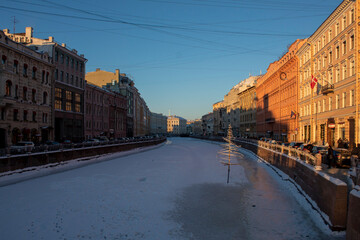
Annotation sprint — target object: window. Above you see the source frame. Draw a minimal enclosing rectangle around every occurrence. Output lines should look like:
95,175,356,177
336,94,339,109
46,72,49,84
60,71,64,81
23,110,28,121
66,56,69,66
32,67,37,79
351,60,355,76
342,16,346,31
23,87,27,100
13,109,18,121
351,35,355,49
5,80,12,96
329,51,332,63
43,92,48,104
76,77,78,87
55,69,58,80
42,70,45,83
75,93,81,102
329,97,332,111
336,22,339,35
55,88,62,98
336,68,340,83
66,73,69,83
343,41,346,55
336,46,339,58
66,101,72,111
322,99,326,112
55,51,58,62
31,89,36,103
328,30,332,41
55,99,61,110
350,89,355,106
23,64,28,77
342,92,346,108
13,60,18,73
1,108,5,120
32,111,36,122
15,85,18,98
42,113,48,123
71,75,74,85
71,58,74,68
1,55,6,64
342,63,347,80
60,54,64,63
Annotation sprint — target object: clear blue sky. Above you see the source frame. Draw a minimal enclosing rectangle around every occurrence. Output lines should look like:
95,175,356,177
0,0,341,120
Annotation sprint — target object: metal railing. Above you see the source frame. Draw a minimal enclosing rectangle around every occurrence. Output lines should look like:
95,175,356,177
235,138,320,169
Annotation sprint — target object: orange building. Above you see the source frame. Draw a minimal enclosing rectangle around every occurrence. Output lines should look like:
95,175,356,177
256,39,306,142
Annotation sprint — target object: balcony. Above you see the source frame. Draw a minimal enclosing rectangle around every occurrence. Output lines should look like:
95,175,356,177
321,84,334,95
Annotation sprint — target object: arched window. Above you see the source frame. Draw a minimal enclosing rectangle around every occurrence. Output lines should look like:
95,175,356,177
5,80,12,96
46,72,49,84
43,91,48,104
32,67,37,79
23,64,28,77
2,55,7,64
32,89,36,103
23,87,27,100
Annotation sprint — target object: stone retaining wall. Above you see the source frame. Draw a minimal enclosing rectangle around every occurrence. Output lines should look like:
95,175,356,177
0,138,166,173
347,187,360,240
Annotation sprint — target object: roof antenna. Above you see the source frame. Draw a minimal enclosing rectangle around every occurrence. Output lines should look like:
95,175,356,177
12,16,18,34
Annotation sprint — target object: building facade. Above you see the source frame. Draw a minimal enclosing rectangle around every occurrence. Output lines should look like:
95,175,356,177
238,84,257,138
298,0,358,147
213,75,260,137
150,112,167,135
86,68,151,137
0,30,54,147
201,112,214,136
257,39,305,142
167,115,187,135
4,27,87,143
85,82,127,140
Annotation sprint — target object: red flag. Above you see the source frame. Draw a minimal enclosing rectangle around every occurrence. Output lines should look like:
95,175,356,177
311,75,318,89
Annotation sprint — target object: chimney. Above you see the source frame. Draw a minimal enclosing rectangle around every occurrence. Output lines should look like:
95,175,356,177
115,69,120,76
25,27,33,39
3,29,9,34
96,68,100,72
48,36,54,42
61,43,66,48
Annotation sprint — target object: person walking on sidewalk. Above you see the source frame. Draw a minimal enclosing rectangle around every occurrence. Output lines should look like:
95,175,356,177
327,145,335,169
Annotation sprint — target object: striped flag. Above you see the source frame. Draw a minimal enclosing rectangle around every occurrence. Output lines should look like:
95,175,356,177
291,110,296,118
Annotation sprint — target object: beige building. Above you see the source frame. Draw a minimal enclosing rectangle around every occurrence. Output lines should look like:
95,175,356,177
167,115,187,135
86,68,151,137
150,112,167,135
238,82,257,138
4,27,87,143
213,75,260,137
297,0,358,147
0,30,54,147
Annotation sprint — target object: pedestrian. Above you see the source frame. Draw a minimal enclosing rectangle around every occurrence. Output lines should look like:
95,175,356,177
327,145,335,169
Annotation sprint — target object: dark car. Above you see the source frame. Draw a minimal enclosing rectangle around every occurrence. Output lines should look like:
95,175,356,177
289,142,303,149
311,145,328,156
333,148,351,168
45,141,60,145
299,144,314,153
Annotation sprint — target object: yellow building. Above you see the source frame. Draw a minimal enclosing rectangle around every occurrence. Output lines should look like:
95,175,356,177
297,0,358,147
167,115,187,135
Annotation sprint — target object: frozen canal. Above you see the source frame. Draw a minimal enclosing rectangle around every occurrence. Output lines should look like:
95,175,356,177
0,138,344,240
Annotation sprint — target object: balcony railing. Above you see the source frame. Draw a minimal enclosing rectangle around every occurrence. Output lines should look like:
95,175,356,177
321,84,334,95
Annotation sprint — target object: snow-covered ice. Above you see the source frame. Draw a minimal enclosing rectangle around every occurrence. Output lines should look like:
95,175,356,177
0,138,345,239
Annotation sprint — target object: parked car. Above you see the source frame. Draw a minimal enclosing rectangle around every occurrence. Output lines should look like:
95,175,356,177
45,141,60,146
84,139,100,143
289,142,303,149
10,141,35,153
333,148,351,168
311,145,328,156
97,136,109,142
281,142,290,147
299,143,314,153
